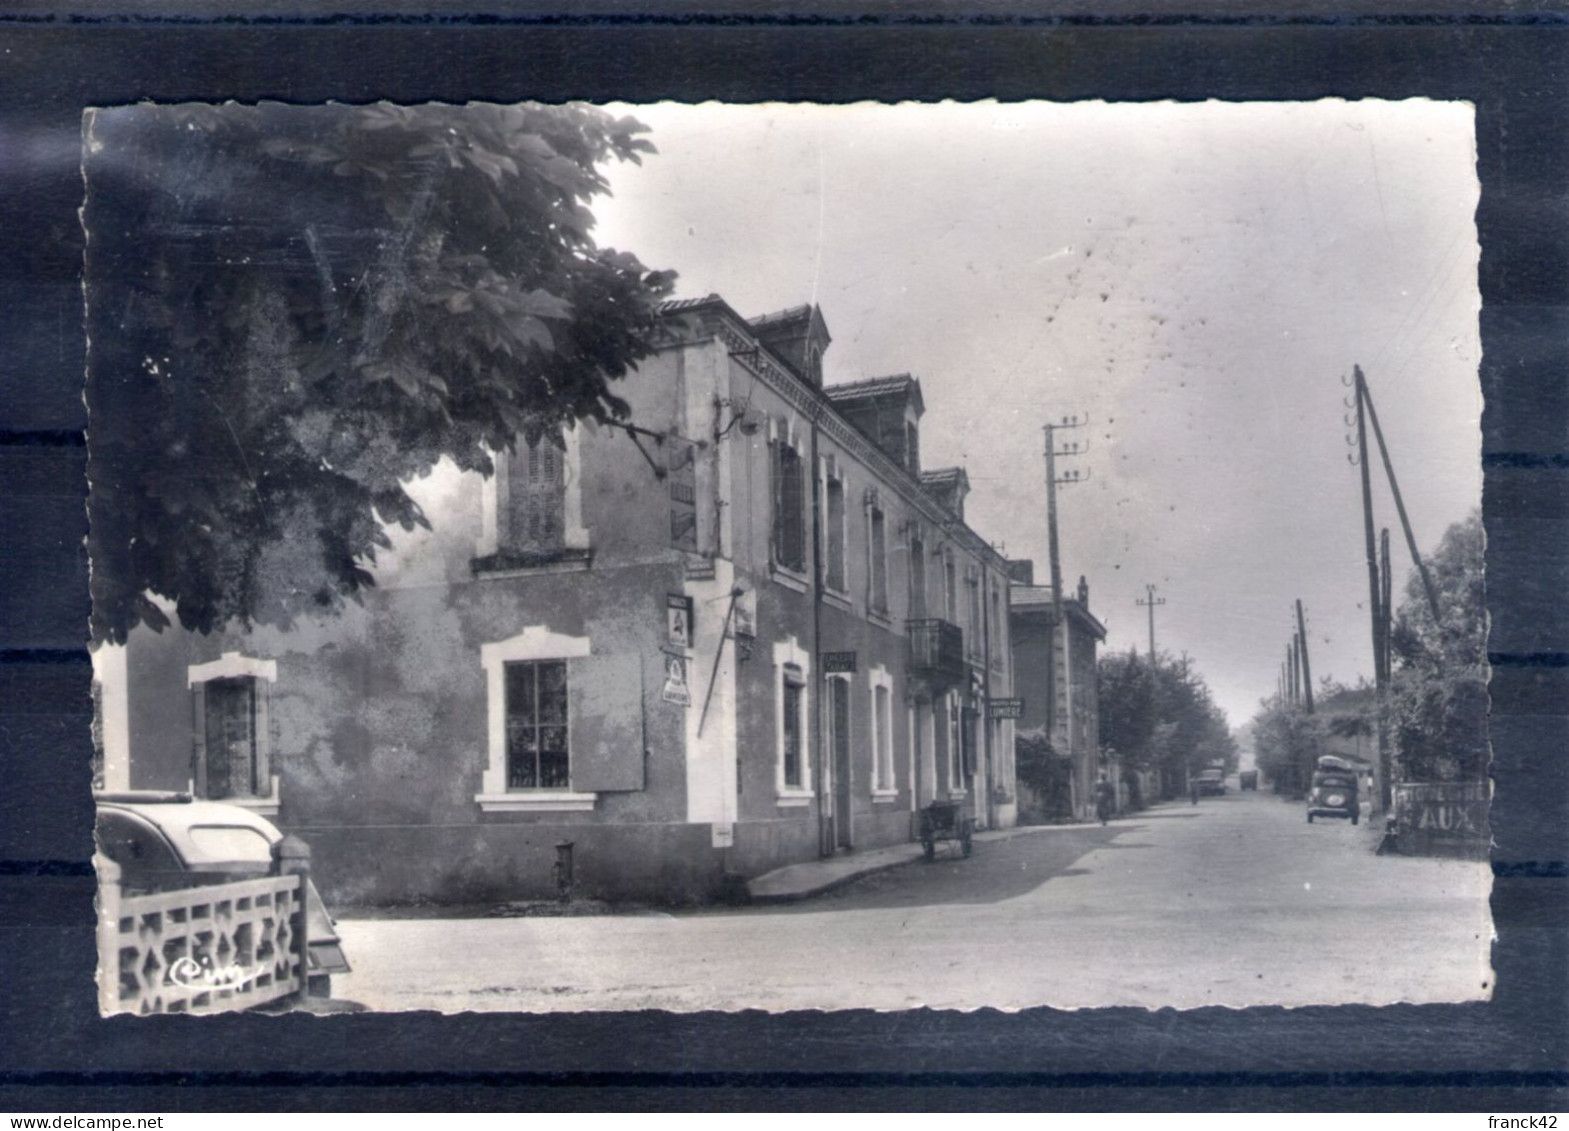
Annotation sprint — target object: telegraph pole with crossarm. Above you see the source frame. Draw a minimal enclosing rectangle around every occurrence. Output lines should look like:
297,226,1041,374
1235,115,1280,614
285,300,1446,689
1136,584,1166,662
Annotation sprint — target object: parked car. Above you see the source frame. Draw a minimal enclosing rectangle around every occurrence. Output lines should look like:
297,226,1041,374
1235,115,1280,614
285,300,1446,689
1306,757,1360,825
93,791,350,997
1194,769,1227,796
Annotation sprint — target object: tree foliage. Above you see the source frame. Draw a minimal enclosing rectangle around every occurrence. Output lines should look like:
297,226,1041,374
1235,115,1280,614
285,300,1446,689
1388,510,1487,780
86,102,675,644
1097,650,1236,796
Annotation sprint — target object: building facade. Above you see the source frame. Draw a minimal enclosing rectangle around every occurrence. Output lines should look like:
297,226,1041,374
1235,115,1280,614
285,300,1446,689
1009,567,1106,821
96,295,1016,905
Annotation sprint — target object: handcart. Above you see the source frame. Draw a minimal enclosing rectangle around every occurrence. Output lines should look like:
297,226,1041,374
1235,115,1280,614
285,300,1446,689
919,800,974,861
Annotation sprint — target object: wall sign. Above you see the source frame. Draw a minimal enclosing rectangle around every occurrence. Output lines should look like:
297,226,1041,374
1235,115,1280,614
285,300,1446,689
666,594,694,650
662,653,692,707
822,651,858,673
988,698,1025,719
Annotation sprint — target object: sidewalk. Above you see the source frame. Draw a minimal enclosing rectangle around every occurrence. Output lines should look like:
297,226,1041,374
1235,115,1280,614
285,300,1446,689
745,818,1113,903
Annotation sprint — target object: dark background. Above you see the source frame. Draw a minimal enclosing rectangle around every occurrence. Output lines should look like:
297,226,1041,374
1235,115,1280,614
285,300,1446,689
1,4,1564,1112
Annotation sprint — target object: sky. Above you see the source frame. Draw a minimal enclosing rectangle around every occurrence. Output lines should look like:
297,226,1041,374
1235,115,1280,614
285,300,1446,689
588,100,1483,727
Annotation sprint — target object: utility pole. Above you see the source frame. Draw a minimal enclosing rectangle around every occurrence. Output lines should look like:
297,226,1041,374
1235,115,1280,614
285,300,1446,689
1361,371,1443,624
1380,528,1394,684
1044,415,1089,814
1136,584,1166,662
1353,366,1386,690
1296,599,1315,713
1043,416,1089,624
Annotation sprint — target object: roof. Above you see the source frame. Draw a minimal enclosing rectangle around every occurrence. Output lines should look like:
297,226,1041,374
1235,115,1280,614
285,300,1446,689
1009,586,1108,640
748,303,813,329
824,374,926,416
658,294,725,315
920,467,969,489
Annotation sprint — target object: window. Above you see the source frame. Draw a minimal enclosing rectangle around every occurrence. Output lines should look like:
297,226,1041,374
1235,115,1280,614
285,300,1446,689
476,628,642,811
968,575,983,658
203,677,266,798
872,680,895,794
782,671,805,789
825,473,846,592
909,537,927,617
948,698,963,792
189,652,278,814
506,431,566,554
945,556,958,621
905,422,920,476
505,660,570,789
991,588,1004,665
869,505,888,614
773,441,806,573
772,637,813,802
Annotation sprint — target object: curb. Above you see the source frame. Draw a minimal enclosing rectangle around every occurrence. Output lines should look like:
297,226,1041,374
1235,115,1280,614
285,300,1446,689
747,846,926,904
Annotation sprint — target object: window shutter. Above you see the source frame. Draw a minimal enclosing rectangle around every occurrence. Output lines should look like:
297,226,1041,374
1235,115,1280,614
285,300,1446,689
769,440,783,565
254,678,271,792
567,653,645,792
190,683,208,797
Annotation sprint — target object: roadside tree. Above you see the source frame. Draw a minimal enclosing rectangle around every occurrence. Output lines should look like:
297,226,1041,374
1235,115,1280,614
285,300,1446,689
86,102,675,645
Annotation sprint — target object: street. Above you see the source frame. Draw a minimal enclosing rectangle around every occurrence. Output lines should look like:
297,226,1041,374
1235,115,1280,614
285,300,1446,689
333,786,1493,1012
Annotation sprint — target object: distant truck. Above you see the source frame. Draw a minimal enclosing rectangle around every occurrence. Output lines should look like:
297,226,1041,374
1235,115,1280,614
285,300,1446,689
1239,770,1259,791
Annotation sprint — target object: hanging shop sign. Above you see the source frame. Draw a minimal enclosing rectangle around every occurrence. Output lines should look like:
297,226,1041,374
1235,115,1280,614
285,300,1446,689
821,651,858,674
667,437,699,552
665,594,694,650
662,653,692,707
988,698,1025,719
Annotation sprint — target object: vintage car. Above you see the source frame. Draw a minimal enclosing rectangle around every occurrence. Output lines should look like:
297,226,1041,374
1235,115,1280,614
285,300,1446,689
94,791,350,997
1306,757,1360,825
1238,769,1259,791
1194,768,1227,796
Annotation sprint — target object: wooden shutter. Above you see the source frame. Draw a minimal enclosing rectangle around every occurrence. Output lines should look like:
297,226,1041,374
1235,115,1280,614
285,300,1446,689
508,432,566,552
253,678,271,793
566,653,645,792
191,682,208,796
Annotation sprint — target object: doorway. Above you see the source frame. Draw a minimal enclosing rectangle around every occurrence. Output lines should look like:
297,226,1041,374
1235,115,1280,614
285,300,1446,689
829,676,853,850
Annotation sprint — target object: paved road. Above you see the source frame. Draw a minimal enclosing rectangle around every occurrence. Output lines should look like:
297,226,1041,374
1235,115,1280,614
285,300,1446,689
333,787,1492,1012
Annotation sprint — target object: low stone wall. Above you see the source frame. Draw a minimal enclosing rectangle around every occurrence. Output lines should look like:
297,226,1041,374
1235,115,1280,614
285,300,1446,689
1392,780,1490,859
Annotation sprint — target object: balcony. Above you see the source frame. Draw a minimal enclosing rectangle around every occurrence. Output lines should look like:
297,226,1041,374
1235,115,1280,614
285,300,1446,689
906,618,966,687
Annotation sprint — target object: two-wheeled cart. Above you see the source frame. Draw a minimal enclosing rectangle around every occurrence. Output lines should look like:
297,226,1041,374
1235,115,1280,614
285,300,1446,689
919,800,973,861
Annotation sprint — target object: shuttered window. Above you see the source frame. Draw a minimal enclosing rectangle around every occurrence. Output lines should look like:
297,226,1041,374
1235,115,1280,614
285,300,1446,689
869,506,888,613
506,432,566,554
773,442,806,573
196,676,268,799
825,475,846,591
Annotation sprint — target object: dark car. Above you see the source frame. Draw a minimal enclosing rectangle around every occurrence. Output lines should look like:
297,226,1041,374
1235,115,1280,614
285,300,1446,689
1194,769,1227,796
1239,770,1259,791
94,791,350,996
1306,769,1360,825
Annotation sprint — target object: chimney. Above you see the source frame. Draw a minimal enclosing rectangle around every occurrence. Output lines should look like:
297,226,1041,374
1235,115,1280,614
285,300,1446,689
1077,575,1090,608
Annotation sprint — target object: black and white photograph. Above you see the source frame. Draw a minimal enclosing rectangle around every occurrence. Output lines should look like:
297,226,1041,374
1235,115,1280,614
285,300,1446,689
84,98,1492,1017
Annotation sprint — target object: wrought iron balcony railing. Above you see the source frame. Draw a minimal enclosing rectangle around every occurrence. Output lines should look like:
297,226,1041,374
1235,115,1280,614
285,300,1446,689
906,618,966,686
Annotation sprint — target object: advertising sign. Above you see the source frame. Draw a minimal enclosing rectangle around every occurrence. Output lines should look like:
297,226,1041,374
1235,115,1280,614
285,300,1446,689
666,593,694,650
821,651,858,673
988,698,1025,720
661,653,692,707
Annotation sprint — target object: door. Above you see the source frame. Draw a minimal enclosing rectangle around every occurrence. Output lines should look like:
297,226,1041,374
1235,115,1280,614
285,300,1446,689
830,677,853,850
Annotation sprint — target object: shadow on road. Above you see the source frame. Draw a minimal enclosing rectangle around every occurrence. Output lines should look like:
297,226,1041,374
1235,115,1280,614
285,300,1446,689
745,824,1133,912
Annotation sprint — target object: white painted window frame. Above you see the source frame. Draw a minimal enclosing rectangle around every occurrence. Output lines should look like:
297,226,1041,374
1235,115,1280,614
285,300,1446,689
773,635,814,804
869,664,897,799
476,626,596,812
